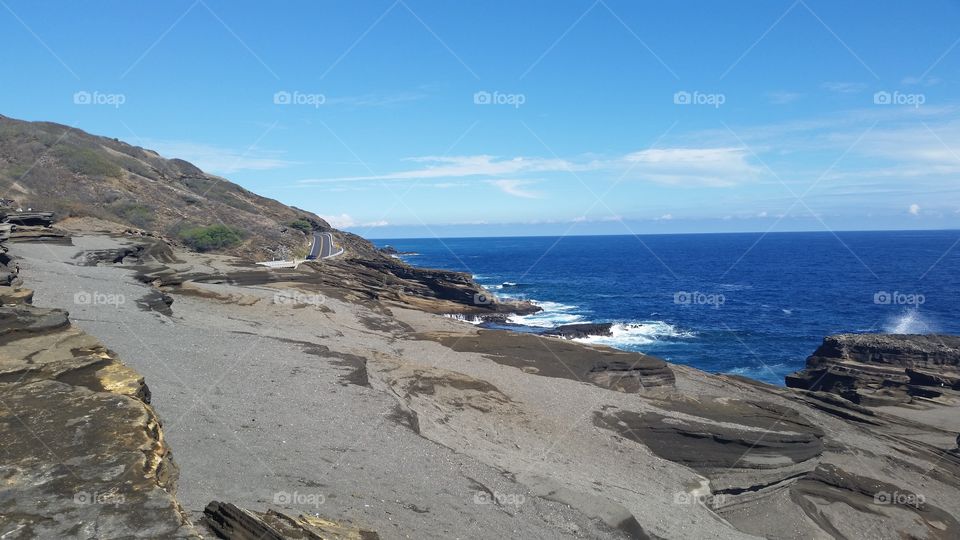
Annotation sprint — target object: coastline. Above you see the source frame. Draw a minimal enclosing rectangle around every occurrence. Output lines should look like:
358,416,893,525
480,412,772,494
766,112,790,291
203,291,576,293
7,226,960,539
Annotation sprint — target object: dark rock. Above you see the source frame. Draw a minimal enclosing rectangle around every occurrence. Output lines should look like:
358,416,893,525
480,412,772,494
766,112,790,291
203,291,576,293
546,323,613,339
785,334,960,405
136,290,174,316
428,329,674,391
1,211,55,227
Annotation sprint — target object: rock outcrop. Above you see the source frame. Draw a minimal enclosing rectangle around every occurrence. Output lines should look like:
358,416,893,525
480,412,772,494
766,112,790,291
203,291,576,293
203,501,380,540
786,333,960,406
545,322,613,339
0,302,199,537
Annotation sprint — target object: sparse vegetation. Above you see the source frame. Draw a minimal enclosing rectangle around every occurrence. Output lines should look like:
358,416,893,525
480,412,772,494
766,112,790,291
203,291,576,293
289,218,312,233
52,145,122,177
178,224,243,252
114,203,154,229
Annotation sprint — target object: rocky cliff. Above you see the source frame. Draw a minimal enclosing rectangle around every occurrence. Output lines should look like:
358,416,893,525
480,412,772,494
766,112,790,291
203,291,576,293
786,333,960,406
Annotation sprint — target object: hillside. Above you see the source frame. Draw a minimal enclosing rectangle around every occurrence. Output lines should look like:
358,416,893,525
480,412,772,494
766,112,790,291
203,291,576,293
0,114,340,260
0,114,534,316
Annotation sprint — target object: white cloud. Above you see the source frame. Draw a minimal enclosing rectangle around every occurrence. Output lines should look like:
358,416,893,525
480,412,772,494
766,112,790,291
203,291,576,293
143,140,295,174
320,213,355,228
490,179,541,199
301,155,578,183
657,213,673,220
300,147,761,189
622,147,760,186
361,220,389,227
909,204,921,215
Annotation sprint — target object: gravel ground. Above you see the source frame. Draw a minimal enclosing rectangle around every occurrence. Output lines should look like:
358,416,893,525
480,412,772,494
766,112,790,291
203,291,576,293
12,236,633,540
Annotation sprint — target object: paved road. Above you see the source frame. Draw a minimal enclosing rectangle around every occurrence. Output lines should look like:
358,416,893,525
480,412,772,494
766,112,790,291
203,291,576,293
307,232,341,260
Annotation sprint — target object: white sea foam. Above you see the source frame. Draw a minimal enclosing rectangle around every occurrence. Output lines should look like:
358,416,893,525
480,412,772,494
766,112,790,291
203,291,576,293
884,309,936,334
573,321,694,347
507,301,583,327
443,313,483,325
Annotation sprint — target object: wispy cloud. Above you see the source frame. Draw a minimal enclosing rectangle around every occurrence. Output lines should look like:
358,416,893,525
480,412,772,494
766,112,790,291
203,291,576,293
299,148,761,188
319,213,390,228
300,155,579,183
821,81,868,94
622,147,760,186
490,179,541,198
143,139,295,174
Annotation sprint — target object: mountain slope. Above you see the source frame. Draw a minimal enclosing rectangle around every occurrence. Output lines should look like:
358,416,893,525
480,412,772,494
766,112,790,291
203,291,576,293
0,114,534,315
0,114,331,260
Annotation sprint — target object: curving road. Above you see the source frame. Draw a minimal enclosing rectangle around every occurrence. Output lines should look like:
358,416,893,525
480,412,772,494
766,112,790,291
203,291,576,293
307,232,342,260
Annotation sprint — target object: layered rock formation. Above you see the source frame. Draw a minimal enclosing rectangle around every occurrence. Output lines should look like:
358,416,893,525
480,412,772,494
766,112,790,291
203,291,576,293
204,502,380,540
0,277,198,537
786,334,960,406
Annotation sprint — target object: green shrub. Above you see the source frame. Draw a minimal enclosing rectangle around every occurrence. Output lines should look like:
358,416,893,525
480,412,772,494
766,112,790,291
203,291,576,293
114,203,154,229
289,218,312,233
178,224,243,252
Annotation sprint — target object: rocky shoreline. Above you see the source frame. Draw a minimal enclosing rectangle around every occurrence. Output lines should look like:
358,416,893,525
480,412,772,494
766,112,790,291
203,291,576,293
2,225,960,539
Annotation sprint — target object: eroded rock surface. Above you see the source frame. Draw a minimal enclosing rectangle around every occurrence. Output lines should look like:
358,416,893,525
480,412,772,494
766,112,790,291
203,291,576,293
204,501,380,540
787,333,960,406
0,304,198,538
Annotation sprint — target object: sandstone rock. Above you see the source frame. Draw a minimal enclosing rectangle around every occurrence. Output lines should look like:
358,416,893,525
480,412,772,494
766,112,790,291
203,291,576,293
203,501,379,540
0,304,198,538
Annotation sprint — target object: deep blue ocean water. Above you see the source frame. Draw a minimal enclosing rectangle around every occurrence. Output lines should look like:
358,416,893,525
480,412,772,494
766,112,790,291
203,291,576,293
374,231,960,385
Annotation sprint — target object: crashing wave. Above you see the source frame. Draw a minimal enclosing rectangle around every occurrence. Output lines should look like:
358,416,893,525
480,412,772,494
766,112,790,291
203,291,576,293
572,321,694,347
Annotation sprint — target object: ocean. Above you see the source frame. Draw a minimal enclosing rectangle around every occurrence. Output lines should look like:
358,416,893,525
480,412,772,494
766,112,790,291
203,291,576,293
373,231,960,385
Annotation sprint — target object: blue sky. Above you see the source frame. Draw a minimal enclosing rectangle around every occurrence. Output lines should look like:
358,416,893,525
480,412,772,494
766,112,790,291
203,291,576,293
2,0,959,238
